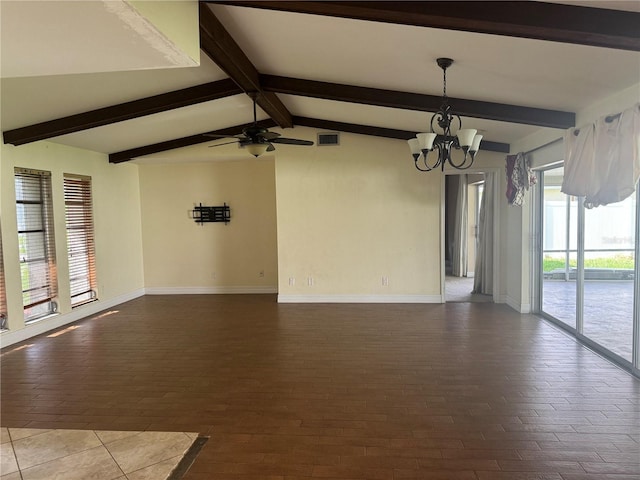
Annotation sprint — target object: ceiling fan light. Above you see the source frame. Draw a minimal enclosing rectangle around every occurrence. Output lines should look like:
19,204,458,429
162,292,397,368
457,129,477,147
246,142,269,157
417,132,437,150
470,134,483,153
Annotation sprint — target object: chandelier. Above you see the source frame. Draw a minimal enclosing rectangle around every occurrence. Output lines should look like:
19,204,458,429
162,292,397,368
408,58,482,172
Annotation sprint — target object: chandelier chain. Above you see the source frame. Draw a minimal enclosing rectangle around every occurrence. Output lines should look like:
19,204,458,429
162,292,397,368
442,66,447,100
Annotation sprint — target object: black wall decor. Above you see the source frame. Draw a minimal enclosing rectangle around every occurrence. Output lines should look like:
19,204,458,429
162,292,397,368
192,203,230,224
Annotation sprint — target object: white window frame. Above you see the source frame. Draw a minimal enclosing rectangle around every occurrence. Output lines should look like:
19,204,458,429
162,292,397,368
15,167,58,322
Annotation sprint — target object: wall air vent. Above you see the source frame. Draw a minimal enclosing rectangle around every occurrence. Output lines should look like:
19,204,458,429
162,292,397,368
317,132,340,146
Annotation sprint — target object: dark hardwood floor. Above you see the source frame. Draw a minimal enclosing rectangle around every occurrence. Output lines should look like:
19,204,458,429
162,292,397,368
1,295,639,479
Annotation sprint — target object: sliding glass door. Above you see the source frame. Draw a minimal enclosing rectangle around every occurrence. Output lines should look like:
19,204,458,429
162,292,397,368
537,166,639,374
583,194,636,362
540,167,578,328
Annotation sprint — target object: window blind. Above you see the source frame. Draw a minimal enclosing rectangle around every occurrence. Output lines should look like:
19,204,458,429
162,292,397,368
64,175,97,306
15,168,58,321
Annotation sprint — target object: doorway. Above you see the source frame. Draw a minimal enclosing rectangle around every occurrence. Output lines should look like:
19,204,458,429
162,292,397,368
443,172,494,303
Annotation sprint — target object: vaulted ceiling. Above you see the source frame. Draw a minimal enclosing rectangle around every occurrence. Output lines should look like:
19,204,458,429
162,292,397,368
2,1,639,164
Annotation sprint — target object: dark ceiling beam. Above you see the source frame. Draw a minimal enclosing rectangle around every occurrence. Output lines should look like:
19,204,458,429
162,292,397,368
109,119,277,163
262,75,575,129
198,2,292,128
110,115,509,163
210,1,640,52
3,79,242,146
294,116,510,154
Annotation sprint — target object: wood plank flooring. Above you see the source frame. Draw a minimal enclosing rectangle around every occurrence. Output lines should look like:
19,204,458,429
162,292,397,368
1,295,639,479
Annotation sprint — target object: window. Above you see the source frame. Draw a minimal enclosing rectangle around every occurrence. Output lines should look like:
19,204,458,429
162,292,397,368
15,168,58,321
64,175,97,306
0,227,7,330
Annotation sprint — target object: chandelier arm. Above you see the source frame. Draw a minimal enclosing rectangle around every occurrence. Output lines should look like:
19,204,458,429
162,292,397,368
431,112,443,133
447,151,477,170
418,147,443,171
414,160,435,172
414,153,437,172
448,159,476,170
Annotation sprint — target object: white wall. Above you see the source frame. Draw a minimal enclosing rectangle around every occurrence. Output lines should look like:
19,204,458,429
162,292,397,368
1,141,145,346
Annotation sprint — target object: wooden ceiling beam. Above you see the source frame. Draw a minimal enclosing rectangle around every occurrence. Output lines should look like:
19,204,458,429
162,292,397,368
110,115,509,163
109,119,278,163
4,4,298,147
294,116,510,153
262,74,575,129
210,1,640,51
198,2,293,128
3,79,242,146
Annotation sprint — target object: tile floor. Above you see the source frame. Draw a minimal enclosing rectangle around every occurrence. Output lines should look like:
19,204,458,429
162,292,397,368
444,275,492,303
0,427,198,480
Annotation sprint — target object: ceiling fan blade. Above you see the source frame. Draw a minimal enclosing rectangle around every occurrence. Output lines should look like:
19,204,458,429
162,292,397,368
203,133,245,139
261,131,281,140
270,137,314,146
208,140,240,148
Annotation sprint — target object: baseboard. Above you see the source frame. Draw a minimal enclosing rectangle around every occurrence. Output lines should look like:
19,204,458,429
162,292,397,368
506,295,531,314
0,288,145,348
145,286,278,295
277,294,442,304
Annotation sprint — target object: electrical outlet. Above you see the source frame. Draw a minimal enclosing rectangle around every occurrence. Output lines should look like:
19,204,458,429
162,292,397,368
382,276,389,286
289,277,296,286
307,277,314,286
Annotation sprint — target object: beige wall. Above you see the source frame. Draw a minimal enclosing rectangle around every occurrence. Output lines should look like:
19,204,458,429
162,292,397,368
137,158,278,292
275,128,442,301
1,141,144,342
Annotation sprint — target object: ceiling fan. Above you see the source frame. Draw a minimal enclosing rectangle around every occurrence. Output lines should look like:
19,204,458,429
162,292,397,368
206,92,314,157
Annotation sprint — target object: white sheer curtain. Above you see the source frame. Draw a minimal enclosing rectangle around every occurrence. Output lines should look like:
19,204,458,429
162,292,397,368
451,174,468,277
473,172,494,295
562,103,640,208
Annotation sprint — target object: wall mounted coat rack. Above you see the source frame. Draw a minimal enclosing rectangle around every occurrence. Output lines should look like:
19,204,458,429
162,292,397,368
191,203,230,225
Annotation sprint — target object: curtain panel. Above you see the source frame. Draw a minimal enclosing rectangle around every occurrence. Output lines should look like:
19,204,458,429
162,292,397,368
562,103,640,208
473,172,495,295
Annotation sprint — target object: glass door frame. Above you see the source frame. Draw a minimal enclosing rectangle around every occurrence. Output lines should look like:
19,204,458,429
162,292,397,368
534,164,640,378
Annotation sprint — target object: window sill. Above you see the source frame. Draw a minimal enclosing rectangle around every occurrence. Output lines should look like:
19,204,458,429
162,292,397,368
71,298,99,310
